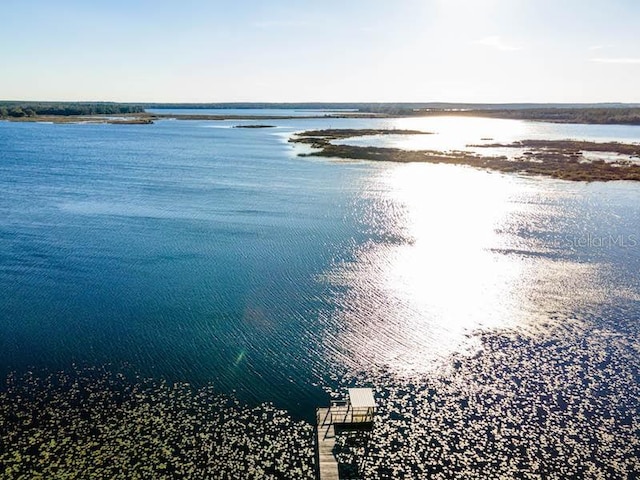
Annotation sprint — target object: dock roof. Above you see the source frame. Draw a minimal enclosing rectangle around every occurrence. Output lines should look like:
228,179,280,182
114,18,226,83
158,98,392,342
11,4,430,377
348,388,376,409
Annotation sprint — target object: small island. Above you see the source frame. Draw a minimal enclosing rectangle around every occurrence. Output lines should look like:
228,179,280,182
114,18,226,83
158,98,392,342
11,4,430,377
290,129,640,182
291,128,430,144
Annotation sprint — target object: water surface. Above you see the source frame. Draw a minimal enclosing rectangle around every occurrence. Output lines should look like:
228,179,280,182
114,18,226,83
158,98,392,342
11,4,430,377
1,115,639,420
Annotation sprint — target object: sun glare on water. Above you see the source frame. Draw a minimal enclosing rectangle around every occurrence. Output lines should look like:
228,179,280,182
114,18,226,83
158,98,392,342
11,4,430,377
390,116,528,151
381,162,522,324
323,157,606,375
323,162,529,373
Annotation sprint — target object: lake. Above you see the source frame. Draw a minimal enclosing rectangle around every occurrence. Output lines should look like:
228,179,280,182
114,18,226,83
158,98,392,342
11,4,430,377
1,114,639,477
145,108,360,116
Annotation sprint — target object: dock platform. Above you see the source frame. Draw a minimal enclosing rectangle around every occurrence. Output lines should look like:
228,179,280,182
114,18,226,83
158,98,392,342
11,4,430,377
315,388,376,480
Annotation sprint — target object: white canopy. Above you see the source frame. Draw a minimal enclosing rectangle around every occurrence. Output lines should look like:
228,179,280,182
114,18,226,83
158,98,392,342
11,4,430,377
348,388,376,409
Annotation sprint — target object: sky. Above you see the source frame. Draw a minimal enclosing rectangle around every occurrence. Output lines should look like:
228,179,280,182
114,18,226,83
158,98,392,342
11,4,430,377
1,0,639,103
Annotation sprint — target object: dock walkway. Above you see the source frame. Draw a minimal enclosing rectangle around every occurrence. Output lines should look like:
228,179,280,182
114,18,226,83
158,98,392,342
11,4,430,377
315,390,375,480
316,407,340,480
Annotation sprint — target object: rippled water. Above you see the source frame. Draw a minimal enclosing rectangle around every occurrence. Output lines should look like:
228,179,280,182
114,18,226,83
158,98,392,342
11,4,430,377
1,115,639,425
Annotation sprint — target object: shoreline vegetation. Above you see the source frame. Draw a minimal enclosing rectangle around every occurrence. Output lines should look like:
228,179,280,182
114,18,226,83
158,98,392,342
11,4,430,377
2,319,638,478
2,101,640,125
3,101,640,181
290,129,640,182
2,113,154,125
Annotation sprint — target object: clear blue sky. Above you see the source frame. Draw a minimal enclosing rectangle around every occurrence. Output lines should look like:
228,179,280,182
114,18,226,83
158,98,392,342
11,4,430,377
1,0,639,102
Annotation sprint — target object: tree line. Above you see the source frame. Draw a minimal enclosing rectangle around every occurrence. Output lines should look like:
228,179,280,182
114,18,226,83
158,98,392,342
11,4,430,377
457,108,640,125
0,102,145,118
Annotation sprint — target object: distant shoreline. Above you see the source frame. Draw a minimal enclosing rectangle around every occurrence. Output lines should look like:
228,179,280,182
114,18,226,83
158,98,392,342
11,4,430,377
4,108,640,126
0,112,388,125
2,101,640,126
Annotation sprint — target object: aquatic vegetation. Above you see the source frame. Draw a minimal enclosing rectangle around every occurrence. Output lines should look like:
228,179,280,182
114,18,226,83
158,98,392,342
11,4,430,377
3,314,638,479
0,367,314,479
233,125,276,128
334,321,640,478
474,139,640,157
292,128,429,143
291,130,640,181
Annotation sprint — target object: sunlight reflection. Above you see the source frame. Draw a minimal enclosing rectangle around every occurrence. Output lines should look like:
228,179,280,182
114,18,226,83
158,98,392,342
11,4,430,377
323,164,524,372
382,163,520,321
325,162,603,375
371,165,524,367
333,117,529,152
391,116,528,150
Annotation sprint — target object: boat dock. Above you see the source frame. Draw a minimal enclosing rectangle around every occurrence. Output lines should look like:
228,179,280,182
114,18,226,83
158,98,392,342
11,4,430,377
315,388,376,480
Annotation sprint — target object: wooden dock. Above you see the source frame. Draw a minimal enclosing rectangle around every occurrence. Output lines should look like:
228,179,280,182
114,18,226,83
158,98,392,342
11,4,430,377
315,389,376,480
316,406,340,480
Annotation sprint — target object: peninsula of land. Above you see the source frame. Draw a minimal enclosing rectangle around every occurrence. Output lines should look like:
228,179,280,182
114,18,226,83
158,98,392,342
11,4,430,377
290,129,640,182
